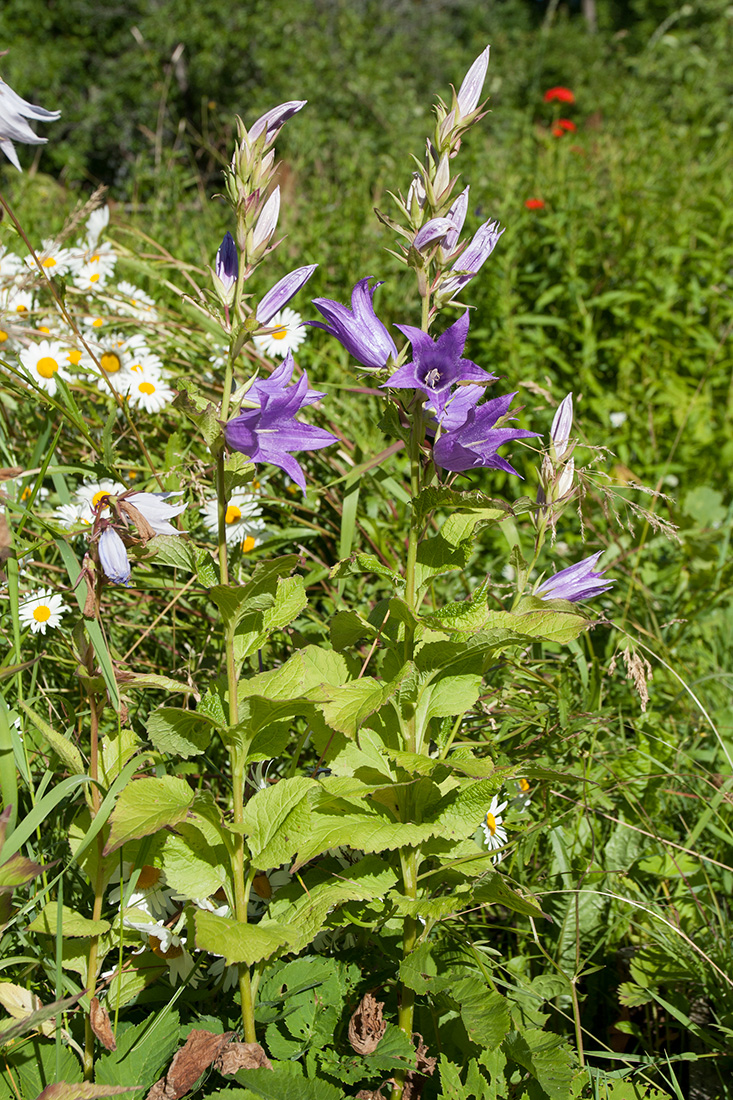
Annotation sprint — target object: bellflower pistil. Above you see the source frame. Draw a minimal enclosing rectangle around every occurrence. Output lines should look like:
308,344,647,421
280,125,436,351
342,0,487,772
310,277,398,371
535,552,614,603
224,352,336,492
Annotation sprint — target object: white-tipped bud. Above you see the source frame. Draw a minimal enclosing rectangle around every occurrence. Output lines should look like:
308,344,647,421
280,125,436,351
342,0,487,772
550,393,573,460
407,173,427,220
456,45,490,119
557,456,575,499
433,153,451,200
251,186,280,254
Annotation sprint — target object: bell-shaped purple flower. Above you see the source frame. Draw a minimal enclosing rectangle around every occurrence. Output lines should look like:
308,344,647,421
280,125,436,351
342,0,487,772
248,100,307,147
412,217,455,253
438,186,470,261
535,552,614,602
214,232,238,304
224,352,336,492
438,219,504,302
384,311,496,417
310,277,398,371
98,527,131,586
432,392,540,477
257,264,318,325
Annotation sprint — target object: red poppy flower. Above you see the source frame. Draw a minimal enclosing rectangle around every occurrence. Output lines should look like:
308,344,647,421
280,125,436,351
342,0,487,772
524,198,545,210
552,118,577,137
544,86,575,104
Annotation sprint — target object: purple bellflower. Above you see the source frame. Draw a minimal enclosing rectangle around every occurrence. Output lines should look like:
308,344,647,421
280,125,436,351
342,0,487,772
384,311,496,417
0,76,60,171
98,527,131,586
125,492,187,535
215,232,238,301
438,186,470,262
438,219,504,302
535,551,614,603
257,264,318,325
550,393,573,460
248,100,307,147
432,392,540,477
310,277,398,371
456,46,491,118
224,352,336,492
413,217,455,253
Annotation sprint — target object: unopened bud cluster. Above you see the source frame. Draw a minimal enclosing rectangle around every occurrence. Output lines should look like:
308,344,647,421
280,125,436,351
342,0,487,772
375,46,502,311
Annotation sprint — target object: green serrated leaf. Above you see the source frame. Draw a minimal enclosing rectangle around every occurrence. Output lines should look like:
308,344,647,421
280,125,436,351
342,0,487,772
0,851,46,891
195,546,219,587
104,776,195,855
412,486,510,528
329,609,377,650
194,909,294,965
146,535,195,572
146,707,218,758
502,1029,577,1100
224,451,256,494
450,976,511,1052
330,552,400,585
238,778,316,870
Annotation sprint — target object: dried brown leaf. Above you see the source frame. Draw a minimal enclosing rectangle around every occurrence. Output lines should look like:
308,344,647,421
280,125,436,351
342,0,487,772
348,993,386,1055
146,1029,233,1100
214,1041,273,1074
90,996,116,1051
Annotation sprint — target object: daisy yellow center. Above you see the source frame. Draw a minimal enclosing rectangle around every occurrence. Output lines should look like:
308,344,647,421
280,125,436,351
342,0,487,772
225,505,242,524
42,257,57,268
485,812,496,836
33,605,51,623
251,479,260,490
36,356,59,379
138,382,156,395
67,349,82,365
91,490,110,509
271,326,287,340
100,352,121,373
92,318,104,328
252,871,272,899
130,298,137,306
21,487,32,501
0,331,8,343
131,363,143,373
137,865,161,890
89,273,100,283
519,778,530,793
128,471,138,480
242,535,256,552
150,940,183,961
38,326,51,334
16,304,27,313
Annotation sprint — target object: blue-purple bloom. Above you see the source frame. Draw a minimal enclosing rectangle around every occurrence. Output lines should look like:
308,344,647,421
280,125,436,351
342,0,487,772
224,353,336,491
310,277,398,371
216,233,238,292
412,217,455,253
432,392,539,477
438,219,504,302
384,311,496,417
550,393,573,460
257,264,317,325
535,552,614,602
98,527,131,586
438,186,470,261
248,100,307,147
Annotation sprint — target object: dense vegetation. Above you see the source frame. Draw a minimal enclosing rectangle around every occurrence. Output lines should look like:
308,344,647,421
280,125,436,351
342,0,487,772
1,2,732,1098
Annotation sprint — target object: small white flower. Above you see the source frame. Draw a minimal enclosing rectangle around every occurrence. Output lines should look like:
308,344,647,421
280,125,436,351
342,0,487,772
53,501,90,529
201,492,267,548
511,778,533,812
252,307,306,358
0,246,23,282
125,492,187,535
18,588,68,634
73,479,125,523
19,339,72,395
87,334,133,392
609,411,627,428
70,243,116,290
26,239,74,277
126,373,175,413
3,285,34,316
134,921,200,986
114,281,158,320
85,206,110,250
479,795,508,864
209,956,239,992
108,863,175,921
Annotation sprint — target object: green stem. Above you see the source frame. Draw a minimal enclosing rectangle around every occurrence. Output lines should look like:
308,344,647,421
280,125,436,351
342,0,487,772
392,847,418,1100
83,694,105,1081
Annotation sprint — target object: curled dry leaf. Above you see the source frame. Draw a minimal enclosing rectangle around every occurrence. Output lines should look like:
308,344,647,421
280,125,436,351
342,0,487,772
146,1029,233,1100
214,1041,273,1074
401,1033,437,1100
90,996,116,1051
348,992,386,1055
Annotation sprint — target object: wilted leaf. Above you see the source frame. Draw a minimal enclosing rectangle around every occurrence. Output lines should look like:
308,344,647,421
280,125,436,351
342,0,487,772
348,993,386,1055
37,1085,139,1100
90,997,116,1051
215,1041,273,1074
146,1029,233,1100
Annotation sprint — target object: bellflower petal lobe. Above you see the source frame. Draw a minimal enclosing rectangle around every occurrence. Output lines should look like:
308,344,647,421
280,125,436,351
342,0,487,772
98,527,131,586
310,277,398,370
215,233,238,291
257,265,317,325
535,552,614,603
432,392,540,476
550,393,573,459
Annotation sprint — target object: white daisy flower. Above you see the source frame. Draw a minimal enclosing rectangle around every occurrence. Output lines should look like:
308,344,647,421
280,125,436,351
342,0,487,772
19,338,72,395
134,922,200,987
126,347,164,380
3,285,34,317
252,307,306,358
70,243,116,290
114,281,158,321
84,206,110,249
479,795,508,864
108,863,175,921
26,239,74,277
201,492,266,547
511,778,533,813
53,501,91,529
609,411,627,428
73,479,125,523
87,334,133,392
81,313,109,332
18,588,69,634
248,866,292,918
0,246,24,283
127,374,175,413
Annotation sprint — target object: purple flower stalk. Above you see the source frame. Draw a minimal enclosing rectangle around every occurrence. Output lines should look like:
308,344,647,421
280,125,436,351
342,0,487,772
98,527,131,586
310,277,398,371
535,552,614,603
438,219,504,302
384,311,496,417
0,76,60,171
432,392,540,476
224,352,336,492
257,264,318,325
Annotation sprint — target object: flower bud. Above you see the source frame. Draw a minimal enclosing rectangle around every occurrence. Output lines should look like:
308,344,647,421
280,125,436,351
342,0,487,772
98,527,131,586
550,393,573,460
249,186,280,260
213,232,238,306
